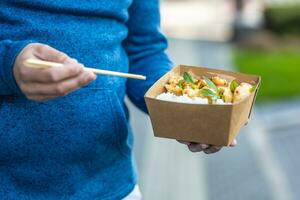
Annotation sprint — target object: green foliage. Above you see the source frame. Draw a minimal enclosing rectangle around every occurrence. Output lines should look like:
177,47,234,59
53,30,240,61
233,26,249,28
265,5,300,35
234,48,300,102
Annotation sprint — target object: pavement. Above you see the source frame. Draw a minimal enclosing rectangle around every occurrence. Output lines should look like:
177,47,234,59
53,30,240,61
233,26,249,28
126,39,300,200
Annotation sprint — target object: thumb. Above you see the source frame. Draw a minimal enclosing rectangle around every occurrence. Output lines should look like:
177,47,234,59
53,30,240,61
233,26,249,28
229,139,237,147
33,44,73,64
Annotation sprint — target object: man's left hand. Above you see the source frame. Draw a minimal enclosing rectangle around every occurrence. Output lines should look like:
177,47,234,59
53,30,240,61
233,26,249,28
178,139,237,154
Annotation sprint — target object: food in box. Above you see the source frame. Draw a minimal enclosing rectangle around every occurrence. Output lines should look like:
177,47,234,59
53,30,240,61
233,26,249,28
157,71,256,105
144,65,261,146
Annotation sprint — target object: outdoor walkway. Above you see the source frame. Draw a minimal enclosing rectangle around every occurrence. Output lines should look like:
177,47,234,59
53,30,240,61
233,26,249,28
126,39,300,200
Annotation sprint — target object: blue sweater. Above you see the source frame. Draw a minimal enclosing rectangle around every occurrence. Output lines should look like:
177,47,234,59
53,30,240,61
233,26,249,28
0,0,172,199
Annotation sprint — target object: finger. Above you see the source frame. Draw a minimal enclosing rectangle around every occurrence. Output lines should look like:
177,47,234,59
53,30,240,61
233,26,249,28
34,44,70,64
199,144,210,149
204,146,222,154
26,94,58,102
21,62,85,83
22,70,96,96
188,143,206,152
33,44,78,66
230,139,237,147
177,140,191,145
69,58,78,64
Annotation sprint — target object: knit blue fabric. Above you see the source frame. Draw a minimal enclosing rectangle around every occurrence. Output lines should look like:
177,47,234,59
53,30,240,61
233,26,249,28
0,0,172,199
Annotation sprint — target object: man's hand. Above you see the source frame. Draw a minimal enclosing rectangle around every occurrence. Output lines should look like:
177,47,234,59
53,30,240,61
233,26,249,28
178,139,237,154
13,43,96,102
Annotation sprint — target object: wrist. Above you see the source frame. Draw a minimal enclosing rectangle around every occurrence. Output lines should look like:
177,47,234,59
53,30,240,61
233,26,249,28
1,40,35,95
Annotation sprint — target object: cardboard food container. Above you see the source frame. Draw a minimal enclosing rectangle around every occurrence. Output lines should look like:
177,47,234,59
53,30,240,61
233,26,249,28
144,65,261,146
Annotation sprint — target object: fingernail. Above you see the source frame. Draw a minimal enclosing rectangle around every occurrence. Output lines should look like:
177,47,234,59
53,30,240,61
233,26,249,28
92,73,97,80
88,74,94,81
88,72,96,81
200,144,209,149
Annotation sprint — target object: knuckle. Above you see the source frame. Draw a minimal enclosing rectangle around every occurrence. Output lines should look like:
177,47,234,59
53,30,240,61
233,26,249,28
42,44,51,50
68,66,78,75
70,58,78,63
55,85,65,95
18,67,29,78
48,72,59,82
78,65,85,73
19,84,30,94
55,85,67,95
72,64,83,75
37,44,49,53
58,53,69,62
78,76,87,85
78,64,84,69
76,64,84,72
74,79,82,88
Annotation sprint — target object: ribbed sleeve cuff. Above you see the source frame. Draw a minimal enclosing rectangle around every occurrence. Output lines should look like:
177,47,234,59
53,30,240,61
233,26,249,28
2,40,34,95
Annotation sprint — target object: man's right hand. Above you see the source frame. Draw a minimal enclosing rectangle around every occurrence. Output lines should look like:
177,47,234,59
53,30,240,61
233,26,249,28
13,43,96,102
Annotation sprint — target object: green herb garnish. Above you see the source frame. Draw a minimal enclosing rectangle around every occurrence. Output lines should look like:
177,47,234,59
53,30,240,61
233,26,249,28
230,80,239,93
178,80,184,89
183,72,194,85
200,88,218,100
203,76,218,92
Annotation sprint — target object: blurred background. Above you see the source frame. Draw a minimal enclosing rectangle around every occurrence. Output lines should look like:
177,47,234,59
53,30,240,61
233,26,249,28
126,0,300,199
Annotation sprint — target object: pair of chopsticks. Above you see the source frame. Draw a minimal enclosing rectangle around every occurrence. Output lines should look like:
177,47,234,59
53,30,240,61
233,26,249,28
23,58,146,80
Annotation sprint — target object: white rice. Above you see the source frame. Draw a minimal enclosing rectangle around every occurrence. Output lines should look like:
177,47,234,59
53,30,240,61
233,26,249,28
156,92,231,105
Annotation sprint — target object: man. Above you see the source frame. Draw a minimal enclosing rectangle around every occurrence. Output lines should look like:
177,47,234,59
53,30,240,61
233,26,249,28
0,0,235,199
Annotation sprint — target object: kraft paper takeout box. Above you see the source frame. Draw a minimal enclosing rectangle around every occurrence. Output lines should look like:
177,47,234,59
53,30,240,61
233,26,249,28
144,65,261,146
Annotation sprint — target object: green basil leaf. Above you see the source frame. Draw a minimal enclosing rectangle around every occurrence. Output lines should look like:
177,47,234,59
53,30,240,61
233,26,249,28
178,80,184,89
203,76,218,92
230,80,239,93
183,72,194,85
191,84,198,89
200,88,217,98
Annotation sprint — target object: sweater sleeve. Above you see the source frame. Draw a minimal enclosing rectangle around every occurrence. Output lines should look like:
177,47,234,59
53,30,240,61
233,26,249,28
0,40,33,95
124,0,173,113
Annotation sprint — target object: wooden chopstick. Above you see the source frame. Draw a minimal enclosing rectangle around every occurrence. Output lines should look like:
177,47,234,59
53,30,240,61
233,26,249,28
23,58,147,80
